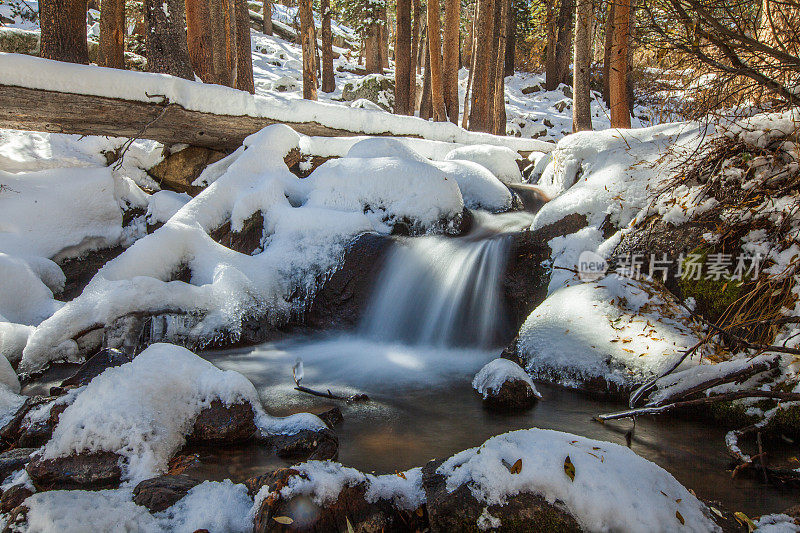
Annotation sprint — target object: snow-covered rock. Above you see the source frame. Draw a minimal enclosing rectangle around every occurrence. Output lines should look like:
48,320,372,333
472,358,541,411
444,145,523,185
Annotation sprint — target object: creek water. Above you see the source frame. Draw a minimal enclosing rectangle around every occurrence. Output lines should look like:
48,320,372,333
197,211,796,517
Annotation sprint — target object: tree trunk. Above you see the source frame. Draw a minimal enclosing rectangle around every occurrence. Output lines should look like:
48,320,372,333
601,0,614,105
462,11,477,128
554,0,575,87
420,41,432,119
234,0,255,93
412,0,421,74
98,0,125,68
144,0,194,79
321,0,335,92
40,0,89,64
572,0,592,132
504,0,516,77
365,23,382,73
463,3,475,69
262,0,273,35
186,0,214,82
492,0,508,135
380,6,390,70
443,0,460,123
395,0,412,114
609,0,631,128
427,0,447,121
544,0,558,90
207,0,234,86
299,0,318,99
468,0,495,132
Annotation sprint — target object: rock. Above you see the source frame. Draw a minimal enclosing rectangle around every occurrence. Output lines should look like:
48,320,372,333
54,246,126,301
0,448,36,483
187,400,257,443
208,212,264,255
341,74,395,111
472,359,541,412
0,485,33,515
59,348,133,390
521,84,542,95
0,27,39,55
317,407,343,429
554,99,571,113
0,400,31,448
26,451,123,490
17,401,69,448
422,459,581,533
147,146,227,196
271,75,300,92
270,428,339,461
132,474,200,513
253,467,423,533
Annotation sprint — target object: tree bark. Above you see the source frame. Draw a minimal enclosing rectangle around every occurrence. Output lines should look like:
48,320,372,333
554,0,575,87
262,0,273,35
609,0,631,127
40,0,89,64
420,39,432,119
234,0,255,93
98,0,125,69
380,6,390,70
144,0,194,79
468,0,495,132
427,0,447,121
412,0,421,75
492,0,509,134
504,0,516,77
365,22,382,73
463,2,475,70
321,0,335,92
299,0,318,99
572,0,593,132
601,0,614,105
544,0,558,90
462,11,477,128
186,0,212,81
395,0,412,114
443,0,460,123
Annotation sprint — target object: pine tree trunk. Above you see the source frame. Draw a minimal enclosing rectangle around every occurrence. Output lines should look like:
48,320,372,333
609,0,630,127
442,0,460,124
365,23,382,73
420,40,432,119
601,0,614,105
207,0,234,86
321,0,335,92
544,0,558,90
504,0,516,77
40,0,89,64
554,0,575,86
427,0,447,121
144,0,194,79
299,0,318,99
395,0,412,114
468,0,495,132
262,0,273,35
462,11,477,128
381,7,390,70
463,3,475,69
233,0,254,92
572,0,592,131
187,0,214,81
492,0,508,135
411,0,421,74
98,0,125,68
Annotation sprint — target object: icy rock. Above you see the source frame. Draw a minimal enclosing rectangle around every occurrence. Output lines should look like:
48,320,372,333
26,451,123,491
444,145,523,185
57,348,134,391
0,448,36,483
269,427,339,461
17,400,68,448
186,399,257,443
132,474,200,513
317,406,344,428
0,484,33,514
472,359,541,412
341,74,395,111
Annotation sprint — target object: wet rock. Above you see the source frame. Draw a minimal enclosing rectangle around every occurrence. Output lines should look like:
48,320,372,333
0,485,33,514
483,379,540,411
270,428,339,461
58,348,133,390
422,459,581,532
317,407,343,429
341,74,395,111
0,400,32,449
253,467,423,533
209,212,264,255
17,401,68,449
186,400,257,443
147,146,227,196
473,359,541,412
132,474,200,512
54,246,125,302
26,451,123,490
0,448,36,483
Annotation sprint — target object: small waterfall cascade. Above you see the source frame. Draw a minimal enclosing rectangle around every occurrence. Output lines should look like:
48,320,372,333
359,231,515,348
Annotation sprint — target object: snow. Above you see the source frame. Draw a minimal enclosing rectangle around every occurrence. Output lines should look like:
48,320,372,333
472,358,541,399
42,343,324,484
431,160,512,212
444,145,522,185
146,190,192,225
753,514,800,532
517,276,703,390
437,428,719,532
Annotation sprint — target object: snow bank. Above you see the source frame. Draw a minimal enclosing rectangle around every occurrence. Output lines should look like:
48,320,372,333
438,428,719,532
18,130,470,373
43,343,324,484
517,276,703,391
444,145,523,185
431,160,512,212
0,53,552,153
472,358,541,398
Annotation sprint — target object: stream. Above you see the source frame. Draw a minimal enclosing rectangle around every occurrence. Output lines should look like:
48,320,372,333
197,210,795,516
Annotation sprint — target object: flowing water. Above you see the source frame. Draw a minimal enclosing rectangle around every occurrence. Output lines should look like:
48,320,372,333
197,211,795,516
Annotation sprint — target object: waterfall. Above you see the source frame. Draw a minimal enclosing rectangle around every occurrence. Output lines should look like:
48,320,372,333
359,234,514,348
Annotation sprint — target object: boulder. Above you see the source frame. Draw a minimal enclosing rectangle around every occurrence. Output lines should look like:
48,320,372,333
147,146,227,196
521,84,542,95
317,407,343,429
0,484,33,514
0,448,36,483
422,459,581,533
25,451,123,491
58,348,133,390
472,359,541,412
186,399,257,443
132,474,200,512
0,28,39,55
17,401,68,449
270,428,339,461
341,74,395,111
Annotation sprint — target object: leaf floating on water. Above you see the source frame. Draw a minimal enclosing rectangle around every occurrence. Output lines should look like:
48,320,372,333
273,516,294,525
676,510,684,525
564,456,575,481
710,506,723,518
510,459,523,474
734,512,757,532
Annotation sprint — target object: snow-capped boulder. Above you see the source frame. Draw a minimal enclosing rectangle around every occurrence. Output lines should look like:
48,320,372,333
269,427,339,461
472,358,541,411
26,451,123,491
132,474,201,513
444,145,523,185
341,74,395,111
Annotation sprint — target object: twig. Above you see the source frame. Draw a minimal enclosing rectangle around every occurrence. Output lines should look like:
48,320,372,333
111,95,171,171
756,431,769,484
294,385,369,403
